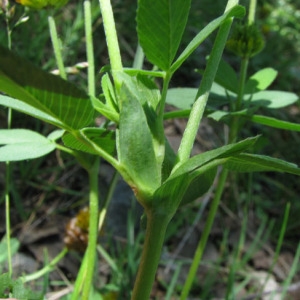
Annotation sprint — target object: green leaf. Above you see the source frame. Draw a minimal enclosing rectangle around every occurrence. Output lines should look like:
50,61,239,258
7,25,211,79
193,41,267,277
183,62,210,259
164,109,191,120
250,90,299,108
171,136,258,179
209,85,299,110
224,153,300,175
166,88,197,110
137,0,191,71
165,86,229,117
166,61,239,111
47,129,65,141
0,273,42,300
118,73,161,110
152,137,258,211
0,238,20,264
208,110,300,132
91,95,119,123
101,74,119,112
118,73,163,164
153,158,224,212
62,128,116,156
0,94,63,127
12,279,30,299
162,138,177,182
209,82,235,107
180,167,217,206
0,273,11,296
250,114,300,131
152,172,192,213
0,129,56,161
214,59,239,93
118,80,160,198
171,5,245,73
0,45,94,130
244,68,278,94
208,109,231,122
208,108,255,122
124,68,165,78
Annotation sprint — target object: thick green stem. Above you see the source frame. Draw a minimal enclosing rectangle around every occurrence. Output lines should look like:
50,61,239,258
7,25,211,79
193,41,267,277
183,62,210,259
48,16,67,80
131,210,171,300
180,168,229,300
84,0,95,97
81,158,100,299
98,0,123,91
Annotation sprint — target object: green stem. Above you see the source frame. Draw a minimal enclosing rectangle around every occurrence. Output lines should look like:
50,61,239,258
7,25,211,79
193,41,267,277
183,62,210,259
180,168,229,300
236,58,248,111
5,13,12,50
230,0,256,141
98,171,119,230
132,43,145,69
23,248,68,282
5,16,12,278
5,168,12,277
248,0,257,25
174,91,209,172
280,242,300,300
98,0,123,91
78,130,119,170
225,0,239,11
155,72,172,173
55,143,78,156
81,158,100,299
158,72,172,119
71,253,88,300
261,202,290,293
84,0,95,97
175,1,237,170
229,57,249,142
131,210,171,300
48,15,67,80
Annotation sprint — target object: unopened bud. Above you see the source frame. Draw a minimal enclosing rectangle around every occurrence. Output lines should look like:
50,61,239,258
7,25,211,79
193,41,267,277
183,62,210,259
226,23,265,59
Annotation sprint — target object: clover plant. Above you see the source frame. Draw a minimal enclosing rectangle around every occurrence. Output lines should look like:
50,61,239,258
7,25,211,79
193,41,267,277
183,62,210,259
1,0,300,299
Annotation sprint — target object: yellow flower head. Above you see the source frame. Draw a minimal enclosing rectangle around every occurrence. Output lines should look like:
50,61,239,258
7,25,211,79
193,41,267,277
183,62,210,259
15,0,68,9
